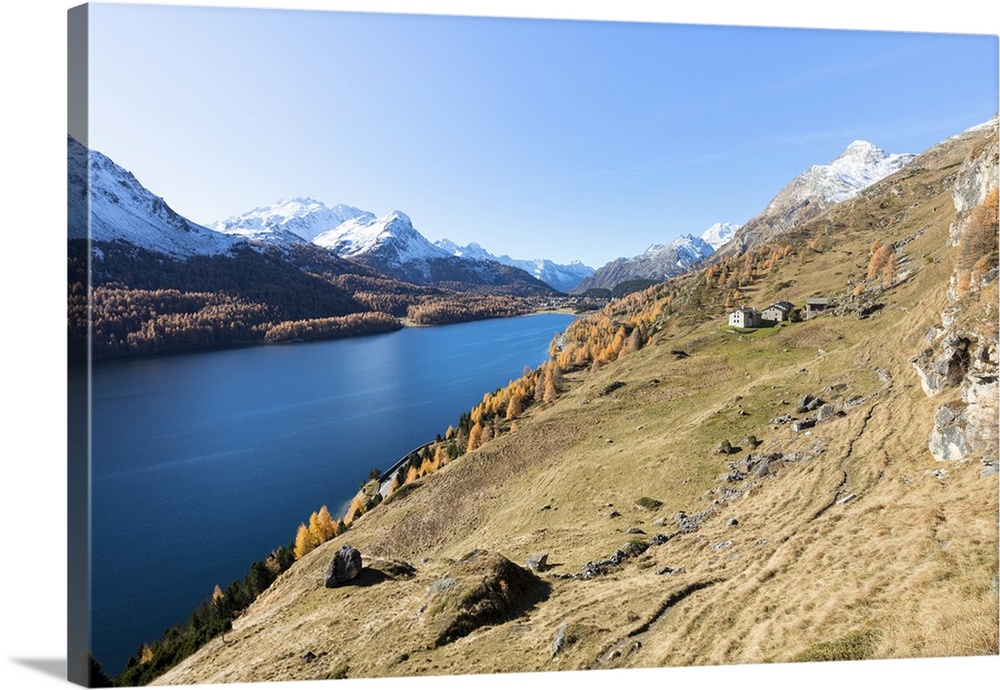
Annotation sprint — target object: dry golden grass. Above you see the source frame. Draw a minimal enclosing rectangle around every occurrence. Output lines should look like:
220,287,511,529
154,119,998,686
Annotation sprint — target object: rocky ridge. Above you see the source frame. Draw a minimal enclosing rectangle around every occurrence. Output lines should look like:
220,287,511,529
911,117,999,474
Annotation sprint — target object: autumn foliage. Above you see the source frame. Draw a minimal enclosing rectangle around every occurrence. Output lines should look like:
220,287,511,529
293,504,342,560
956,187,999,294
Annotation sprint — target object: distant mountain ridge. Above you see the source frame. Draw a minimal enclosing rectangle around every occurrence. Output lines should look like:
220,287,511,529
572,222,739,294
434,239,595,293
718,140,915,256
212,199,568,293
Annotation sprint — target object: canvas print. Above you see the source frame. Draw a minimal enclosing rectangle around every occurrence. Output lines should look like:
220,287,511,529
67,2,999,687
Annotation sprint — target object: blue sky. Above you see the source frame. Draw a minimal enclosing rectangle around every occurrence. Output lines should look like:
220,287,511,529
82,2,998,268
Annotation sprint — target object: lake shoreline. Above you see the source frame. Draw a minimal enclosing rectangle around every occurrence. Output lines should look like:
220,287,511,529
88,312,579,674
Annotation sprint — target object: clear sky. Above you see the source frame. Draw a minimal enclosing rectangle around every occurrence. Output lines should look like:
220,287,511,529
81,2,998,268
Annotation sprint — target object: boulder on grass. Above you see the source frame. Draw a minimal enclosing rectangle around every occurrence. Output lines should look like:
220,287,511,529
325,545,363,588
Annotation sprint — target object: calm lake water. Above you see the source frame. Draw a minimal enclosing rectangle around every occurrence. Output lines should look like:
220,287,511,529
85,312,577,673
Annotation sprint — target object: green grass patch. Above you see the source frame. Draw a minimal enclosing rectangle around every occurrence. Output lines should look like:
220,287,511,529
791,629,878,662
635,496,663,511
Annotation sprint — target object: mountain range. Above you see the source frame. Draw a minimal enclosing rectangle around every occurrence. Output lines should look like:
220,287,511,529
212,199,596,293
69,137,559,297
572,222,739,294
434,239,595,293
69,135,914,300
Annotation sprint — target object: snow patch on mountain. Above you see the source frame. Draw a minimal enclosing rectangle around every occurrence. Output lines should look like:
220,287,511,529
67,136,240,258
211,197,371,244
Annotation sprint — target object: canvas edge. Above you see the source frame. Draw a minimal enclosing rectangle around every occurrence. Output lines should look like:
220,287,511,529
67,3,93,687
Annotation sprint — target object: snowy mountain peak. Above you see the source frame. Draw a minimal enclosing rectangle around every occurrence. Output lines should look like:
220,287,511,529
700,222,740,250
762,140,914,214
212,198,371,243
836,139,883,160
314,210,449,264
68,136,240,258
720,139,915,257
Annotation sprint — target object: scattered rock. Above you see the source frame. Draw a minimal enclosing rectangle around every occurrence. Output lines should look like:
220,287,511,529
605,438,614,444
626,528,646,535
740,435,761,448
726,517,739,527
324,545,363,588
814,403,836,422
791,419,816,433
716,440,734,454
796,394,824,413
525,553,549,572
712,540,733,550
836,494,857,505
301,651,316,662
671,350,690,359
675,509,712,534
649,533,673,546
748,452,785,478
771,414,793,424
609,511,621,519
540,504,552,511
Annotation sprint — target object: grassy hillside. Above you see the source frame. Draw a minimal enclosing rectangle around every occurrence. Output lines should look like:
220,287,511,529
151,122,997,685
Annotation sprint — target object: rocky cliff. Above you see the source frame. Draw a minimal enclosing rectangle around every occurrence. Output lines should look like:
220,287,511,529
911,117,998,474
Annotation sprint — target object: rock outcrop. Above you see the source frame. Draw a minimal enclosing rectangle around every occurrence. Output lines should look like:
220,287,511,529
423,550,547,647
913,118,999,474
324,545,363,588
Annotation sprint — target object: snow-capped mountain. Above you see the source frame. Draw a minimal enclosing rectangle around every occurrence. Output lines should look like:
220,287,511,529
572,223,738,294
67,136,240,258
211,197,370,244
719,140,914,256
434,240,595,293
311,211,553,293
70,137,553,295
314,210,450,263
699,222,740,251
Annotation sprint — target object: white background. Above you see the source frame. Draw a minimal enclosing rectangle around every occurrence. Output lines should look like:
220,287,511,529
1,2,997,689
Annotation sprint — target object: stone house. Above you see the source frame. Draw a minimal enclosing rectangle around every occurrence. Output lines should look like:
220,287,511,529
728,307,761,329
762,300,795,323
805,297,830,319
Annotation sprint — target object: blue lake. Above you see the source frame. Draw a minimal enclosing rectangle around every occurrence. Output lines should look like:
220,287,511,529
84,312,577,673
